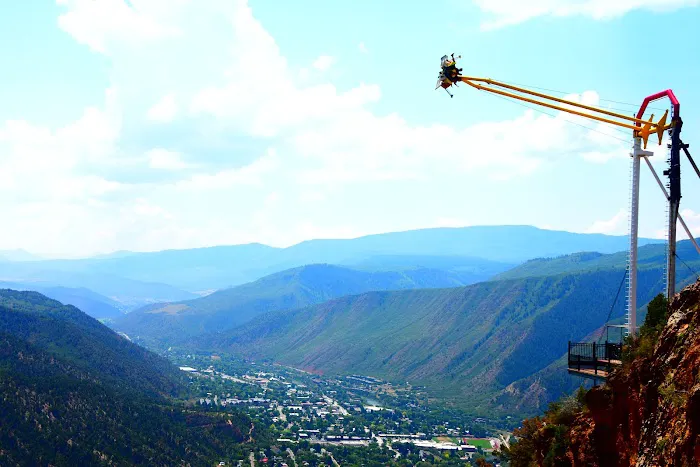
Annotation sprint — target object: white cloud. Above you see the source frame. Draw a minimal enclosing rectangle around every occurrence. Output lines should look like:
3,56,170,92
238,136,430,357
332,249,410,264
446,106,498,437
290,92,624,185
0,0,673,258
679,209,700,240
473,0,700,30
585,209,628,235
298,191,325,203
433,217,469,228
131,198,174,219
147,94,177,122
264,192,279,204
174,150,279,191
57,0,183,54
0,87,121,201
580,149,624,163
312,55,336,71
147,148,191,170
358,42,368,53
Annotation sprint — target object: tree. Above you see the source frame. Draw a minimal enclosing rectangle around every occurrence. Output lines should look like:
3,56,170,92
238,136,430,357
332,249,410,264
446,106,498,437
644,294,669,332
623,293,670,362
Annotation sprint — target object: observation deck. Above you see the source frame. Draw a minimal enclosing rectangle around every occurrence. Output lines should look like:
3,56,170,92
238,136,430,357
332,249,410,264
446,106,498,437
567,341,622,380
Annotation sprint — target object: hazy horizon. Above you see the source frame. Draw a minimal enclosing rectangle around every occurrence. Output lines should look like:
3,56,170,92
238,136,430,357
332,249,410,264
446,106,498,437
0,223,672,261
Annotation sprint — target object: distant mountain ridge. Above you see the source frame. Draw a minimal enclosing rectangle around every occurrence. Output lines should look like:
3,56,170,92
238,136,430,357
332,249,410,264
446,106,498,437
0,249,39,262
0,263,197,311
0,226,664,292
112,263,490,348
0,281,124,319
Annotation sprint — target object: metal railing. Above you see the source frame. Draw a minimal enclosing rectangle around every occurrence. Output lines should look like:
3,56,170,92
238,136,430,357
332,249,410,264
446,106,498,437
568,342,622,377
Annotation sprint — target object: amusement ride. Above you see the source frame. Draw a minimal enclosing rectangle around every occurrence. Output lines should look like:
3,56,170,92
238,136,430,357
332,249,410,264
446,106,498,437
435,54,700,379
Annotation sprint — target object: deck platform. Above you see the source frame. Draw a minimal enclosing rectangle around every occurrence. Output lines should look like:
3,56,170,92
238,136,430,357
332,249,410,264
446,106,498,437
567,342,622,380
568,367,612,380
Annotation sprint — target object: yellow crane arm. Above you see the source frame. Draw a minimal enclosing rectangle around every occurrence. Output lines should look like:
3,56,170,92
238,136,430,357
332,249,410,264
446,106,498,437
456,76,672,148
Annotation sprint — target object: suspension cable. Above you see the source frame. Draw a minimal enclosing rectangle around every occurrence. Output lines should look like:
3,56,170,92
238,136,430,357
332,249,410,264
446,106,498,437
483,91,631,144
597,268,629,343
496,80,668,112
675,253,700,282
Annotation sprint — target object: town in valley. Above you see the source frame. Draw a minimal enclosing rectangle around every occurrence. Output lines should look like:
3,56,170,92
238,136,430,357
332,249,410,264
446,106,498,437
170,351,510,466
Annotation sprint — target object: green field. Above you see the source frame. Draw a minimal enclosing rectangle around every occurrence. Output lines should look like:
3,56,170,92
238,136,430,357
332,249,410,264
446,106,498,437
465,439,493,449
431,437,492,449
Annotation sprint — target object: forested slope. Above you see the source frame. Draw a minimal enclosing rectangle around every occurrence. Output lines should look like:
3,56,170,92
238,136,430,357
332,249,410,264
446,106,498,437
0,289,264,466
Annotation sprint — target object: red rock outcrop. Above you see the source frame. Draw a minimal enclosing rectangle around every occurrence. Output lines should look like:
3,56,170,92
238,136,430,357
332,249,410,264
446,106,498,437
566,280,700,466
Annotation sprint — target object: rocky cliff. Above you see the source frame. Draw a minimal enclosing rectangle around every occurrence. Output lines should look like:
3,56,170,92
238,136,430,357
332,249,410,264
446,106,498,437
567,280,700,466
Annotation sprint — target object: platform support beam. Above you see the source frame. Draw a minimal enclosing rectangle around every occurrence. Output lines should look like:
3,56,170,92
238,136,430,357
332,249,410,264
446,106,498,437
629,137,653,336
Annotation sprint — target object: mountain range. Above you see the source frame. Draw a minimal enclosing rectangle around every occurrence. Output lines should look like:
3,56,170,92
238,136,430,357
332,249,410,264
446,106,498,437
113,263,509,348
0,226,663,293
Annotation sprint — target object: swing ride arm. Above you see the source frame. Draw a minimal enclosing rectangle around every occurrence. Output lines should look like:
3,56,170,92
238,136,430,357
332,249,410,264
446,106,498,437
454,75,672,149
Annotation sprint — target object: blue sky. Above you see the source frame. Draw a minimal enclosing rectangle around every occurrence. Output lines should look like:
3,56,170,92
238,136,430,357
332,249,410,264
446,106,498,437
0,0,699,258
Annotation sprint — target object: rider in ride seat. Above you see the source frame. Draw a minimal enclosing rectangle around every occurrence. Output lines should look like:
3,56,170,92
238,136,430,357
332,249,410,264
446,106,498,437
441,54,462,81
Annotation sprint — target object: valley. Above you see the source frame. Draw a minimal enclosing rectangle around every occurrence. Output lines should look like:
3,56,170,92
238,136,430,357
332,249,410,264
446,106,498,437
0,287,506,466
2,228,699,465
116,239,699,418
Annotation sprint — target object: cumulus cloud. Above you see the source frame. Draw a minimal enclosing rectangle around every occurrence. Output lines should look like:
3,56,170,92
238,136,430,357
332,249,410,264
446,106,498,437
56,0,183,54
173,150,279,191
473,0,700,30
679,209,700,240
0,87,121,201
147,148,191,170
147,94,177,122
585,208,628,235
312,55,336,71
433,217,469,228
0,0,651,257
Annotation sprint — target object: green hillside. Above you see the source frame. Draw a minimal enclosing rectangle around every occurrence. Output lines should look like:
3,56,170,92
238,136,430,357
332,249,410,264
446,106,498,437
0,289,264,465
113,263,482,348
0,289,182,398
345,254,515,281
494,238,700,281
486,239,700,410
199,263,694,417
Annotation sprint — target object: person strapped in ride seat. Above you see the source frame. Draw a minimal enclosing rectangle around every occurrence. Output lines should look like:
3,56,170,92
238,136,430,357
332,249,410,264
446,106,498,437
442,54,460,81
